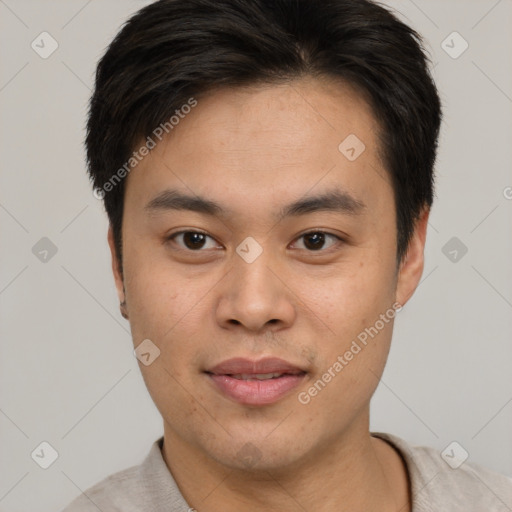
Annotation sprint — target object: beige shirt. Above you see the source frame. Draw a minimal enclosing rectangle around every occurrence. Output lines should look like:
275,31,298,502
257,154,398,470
61,432,512,511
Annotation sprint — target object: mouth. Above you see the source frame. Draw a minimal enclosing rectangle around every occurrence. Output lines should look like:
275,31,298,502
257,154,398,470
205,357,307,406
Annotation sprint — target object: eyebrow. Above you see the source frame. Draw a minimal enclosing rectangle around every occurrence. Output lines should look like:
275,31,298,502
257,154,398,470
144,188,366,220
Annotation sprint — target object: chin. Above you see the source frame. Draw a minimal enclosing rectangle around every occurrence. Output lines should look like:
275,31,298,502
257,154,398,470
202,429,312,473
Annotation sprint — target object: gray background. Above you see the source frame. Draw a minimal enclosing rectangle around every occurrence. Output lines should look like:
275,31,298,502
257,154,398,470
0,0,511,510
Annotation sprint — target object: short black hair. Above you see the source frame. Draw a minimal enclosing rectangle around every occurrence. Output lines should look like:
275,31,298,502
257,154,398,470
86,0,442,271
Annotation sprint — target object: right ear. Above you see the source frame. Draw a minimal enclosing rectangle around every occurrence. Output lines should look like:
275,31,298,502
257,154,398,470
107,225,125,304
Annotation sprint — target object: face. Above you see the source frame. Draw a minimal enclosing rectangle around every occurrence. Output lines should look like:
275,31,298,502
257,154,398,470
109,77,428,472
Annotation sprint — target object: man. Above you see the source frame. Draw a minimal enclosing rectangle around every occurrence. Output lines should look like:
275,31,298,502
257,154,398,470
62,0,512,510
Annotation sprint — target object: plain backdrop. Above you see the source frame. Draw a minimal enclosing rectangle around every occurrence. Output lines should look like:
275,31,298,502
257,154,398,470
0,1,511,511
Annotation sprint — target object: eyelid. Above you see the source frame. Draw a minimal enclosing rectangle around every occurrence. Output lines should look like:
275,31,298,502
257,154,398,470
167,228,210,239
295,228,345,240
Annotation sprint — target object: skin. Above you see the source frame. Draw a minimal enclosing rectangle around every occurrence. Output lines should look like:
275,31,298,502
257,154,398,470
108,76,429,511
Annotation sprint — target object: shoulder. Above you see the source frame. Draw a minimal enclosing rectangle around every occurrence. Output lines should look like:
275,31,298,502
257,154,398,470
60,436,190,512
60,463,143,512
372,432,512,512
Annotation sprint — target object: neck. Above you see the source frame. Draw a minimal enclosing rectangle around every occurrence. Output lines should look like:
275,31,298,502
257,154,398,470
161,411,411,512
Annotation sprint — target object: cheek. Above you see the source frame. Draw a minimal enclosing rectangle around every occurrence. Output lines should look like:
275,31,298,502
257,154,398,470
138,357,217,445
122,246,210,343
298,296,395,434
294,257,396,403
297,256,396,337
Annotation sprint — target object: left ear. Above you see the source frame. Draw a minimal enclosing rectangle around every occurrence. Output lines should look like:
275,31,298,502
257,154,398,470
107,225,128,319
395,206,430,307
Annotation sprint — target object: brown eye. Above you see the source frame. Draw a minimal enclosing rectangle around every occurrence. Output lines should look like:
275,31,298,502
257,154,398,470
168,231,219,251
293,231,342,251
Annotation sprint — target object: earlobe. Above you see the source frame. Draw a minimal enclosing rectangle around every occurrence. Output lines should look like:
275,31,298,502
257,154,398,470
395,207,430,307
119,299,129,319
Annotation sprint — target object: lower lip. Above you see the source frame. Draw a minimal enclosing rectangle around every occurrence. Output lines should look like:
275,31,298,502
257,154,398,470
208,373,306,405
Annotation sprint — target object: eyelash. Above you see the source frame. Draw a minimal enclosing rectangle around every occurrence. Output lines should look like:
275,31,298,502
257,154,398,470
166,229,344,253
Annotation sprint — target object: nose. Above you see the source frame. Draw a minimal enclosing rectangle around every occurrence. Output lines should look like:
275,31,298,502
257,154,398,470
215,246,296,334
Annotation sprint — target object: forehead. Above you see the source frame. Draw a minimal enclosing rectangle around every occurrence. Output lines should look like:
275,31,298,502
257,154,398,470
168,78,379,161
124,77,390,219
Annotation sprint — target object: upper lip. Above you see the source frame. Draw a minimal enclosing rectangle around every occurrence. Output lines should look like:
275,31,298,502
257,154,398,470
206,357,306,376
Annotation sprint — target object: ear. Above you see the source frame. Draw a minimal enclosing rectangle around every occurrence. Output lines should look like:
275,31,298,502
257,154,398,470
395,207,430,307
107,225,125,305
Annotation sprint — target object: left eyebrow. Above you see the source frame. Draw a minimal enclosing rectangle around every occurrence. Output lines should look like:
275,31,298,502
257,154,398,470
277,189,366,221
143,187,366,220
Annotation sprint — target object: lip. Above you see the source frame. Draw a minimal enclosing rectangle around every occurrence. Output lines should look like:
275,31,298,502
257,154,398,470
205,357,307,406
